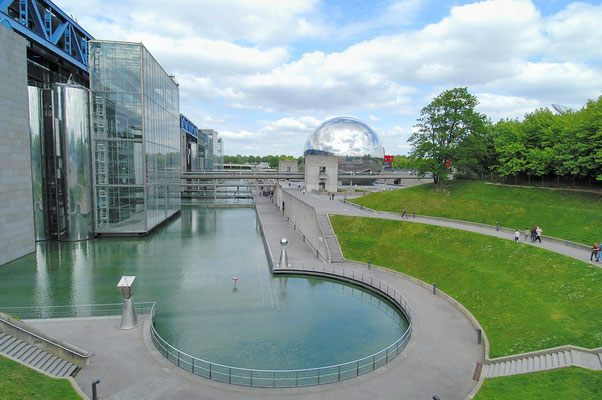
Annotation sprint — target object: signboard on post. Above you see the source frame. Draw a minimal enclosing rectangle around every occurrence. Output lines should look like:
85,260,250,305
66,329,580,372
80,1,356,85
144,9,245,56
384,155,394,169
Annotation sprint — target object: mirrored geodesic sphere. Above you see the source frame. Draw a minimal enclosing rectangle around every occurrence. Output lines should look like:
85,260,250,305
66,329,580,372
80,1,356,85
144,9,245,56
304,117,384,172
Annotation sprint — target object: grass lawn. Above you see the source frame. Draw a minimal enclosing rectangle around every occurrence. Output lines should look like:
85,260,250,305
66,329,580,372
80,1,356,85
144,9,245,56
474,367,602,400
0,355,81,400
330,215,602,357
349,180,602,245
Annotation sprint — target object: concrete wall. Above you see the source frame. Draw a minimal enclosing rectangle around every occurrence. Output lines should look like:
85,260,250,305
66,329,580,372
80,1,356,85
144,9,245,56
275,186,329,262
278,160,298,173
0,25,35,266
304,154,338,192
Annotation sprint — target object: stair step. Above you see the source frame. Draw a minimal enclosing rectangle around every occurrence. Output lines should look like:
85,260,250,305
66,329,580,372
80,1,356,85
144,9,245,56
55,360,73,377
32,353,52,369
0,332,9,344
63,364,78,378
39,355,59,372
7,341,27,357
43,357,62,374
0,337,18,352
23,348,43,364
552,352,559,367
527,357,534,372
546,354,553,369
48,359,68,376
3,339,22,354
565,350,573,365
17,345,36,361
493,363,501,377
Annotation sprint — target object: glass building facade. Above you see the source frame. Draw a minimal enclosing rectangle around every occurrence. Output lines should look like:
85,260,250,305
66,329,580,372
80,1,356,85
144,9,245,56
89,40,180,234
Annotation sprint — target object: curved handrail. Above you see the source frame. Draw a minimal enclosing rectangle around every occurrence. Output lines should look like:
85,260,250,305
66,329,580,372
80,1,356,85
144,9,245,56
150,265,413,387
0,315,91,359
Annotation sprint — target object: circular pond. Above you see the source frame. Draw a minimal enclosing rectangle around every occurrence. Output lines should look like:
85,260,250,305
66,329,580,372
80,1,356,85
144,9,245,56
0,207,409,376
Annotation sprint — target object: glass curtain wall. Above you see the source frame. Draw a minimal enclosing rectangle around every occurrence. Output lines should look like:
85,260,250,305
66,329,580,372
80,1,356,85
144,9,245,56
89,41,180,234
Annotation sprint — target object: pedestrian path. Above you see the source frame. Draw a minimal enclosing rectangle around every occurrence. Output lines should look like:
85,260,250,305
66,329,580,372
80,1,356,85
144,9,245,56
285,189,596,267
283,188,601,383
481,346,602,379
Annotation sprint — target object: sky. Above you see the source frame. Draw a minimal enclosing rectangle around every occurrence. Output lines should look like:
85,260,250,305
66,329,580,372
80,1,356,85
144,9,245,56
61,0,602,157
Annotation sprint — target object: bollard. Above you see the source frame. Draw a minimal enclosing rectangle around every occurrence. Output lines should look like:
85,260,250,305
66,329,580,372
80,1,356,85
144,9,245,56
316,250,319,259
496,221,499,231
432,283,437,295
360,204,363,210
92,380,100,400
303,235,306,242
413,210,416,218
476,328,482,345
368,260,371,269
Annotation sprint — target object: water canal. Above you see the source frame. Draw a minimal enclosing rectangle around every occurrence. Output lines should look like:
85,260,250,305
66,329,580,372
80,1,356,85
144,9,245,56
0,207,408,370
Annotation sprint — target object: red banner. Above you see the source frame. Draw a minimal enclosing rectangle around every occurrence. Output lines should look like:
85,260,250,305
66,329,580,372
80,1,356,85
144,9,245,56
384,155,394,162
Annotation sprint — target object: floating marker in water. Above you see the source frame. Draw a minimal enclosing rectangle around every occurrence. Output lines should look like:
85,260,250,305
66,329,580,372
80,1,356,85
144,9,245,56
233,277,238,288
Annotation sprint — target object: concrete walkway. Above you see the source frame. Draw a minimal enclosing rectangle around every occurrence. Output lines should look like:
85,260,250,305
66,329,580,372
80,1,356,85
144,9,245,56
287,189,597,266
24,195,485,400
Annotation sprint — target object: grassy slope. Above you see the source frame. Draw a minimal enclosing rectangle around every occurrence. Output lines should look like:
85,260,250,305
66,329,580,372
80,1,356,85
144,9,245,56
0,355,81,400
474,367,602,400
350,180,602,245
330,215,602,357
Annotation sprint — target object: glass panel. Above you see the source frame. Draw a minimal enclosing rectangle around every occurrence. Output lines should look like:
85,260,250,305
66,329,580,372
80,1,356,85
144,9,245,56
90,41,180,233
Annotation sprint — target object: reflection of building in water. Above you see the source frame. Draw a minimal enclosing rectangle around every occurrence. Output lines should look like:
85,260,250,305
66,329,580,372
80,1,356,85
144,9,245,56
90,40,181,234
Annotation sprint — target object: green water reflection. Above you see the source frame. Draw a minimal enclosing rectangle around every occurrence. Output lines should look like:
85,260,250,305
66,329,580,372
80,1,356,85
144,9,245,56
0,207,407,370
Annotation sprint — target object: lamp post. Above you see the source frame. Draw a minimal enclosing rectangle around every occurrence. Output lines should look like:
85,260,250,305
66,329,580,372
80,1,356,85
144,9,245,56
278,237,290,268
117,276,141,330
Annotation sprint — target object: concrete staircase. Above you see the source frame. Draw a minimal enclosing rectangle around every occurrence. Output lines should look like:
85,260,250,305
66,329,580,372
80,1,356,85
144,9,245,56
0,332,78,378
482,346,602,378
317,213,343,263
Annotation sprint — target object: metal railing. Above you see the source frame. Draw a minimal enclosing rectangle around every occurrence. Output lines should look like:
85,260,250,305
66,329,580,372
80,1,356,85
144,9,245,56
1,302,156,320
0,315,91,359
149,265,413,388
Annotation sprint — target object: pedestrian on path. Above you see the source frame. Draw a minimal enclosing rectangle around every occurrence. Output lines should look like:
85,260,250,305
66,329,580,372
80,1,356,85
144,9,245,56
524,228,529,242
401,208,407,219
514,230,520,242
531,225,537,242
535,226,543,243
591,243,600,262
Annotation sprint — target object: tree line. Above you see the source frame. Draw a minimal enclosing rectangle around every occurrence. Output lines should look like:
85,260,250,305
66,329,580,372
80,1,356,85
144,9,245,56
408,88,602,186
224,154,302,169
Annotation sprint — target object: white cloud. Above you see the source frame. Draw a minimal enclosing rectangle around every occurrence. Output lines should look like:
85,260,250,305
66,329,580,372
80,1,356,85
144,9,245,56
544,2,602,62
475,93,543,121
61,0,324,45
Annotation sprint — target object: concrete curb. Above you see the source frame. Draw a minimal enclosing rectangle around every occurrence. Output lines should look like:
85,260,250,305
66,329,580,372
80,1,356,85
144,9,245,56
339,258,489,399
342,200,591,251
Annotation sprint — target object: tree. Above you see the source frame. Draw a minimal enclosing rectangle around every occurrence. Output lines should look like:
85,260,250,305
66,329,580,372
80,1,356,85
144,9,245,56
409,87,488,185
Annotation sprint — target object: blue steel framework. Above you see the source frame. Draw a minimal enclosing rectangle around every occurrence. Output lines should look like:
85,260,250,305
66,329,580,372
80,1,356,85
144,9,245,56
0,0,93,71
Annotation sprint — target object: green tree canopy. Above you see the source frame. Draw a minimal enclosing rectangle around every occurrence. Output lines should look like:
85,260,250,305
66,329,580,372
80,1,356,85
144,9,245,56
409,87,488,185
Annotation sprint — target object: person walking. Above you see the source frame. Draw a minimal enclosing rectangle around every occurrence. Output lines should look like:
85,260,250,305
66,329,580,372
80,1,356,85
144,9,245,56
531,225,537,242
524,228,529,242
591,243,600,262
401,208,407,220
514,230,521,242
535,226,543,243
